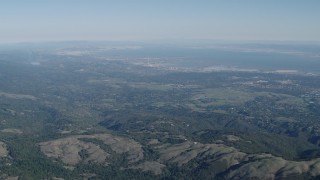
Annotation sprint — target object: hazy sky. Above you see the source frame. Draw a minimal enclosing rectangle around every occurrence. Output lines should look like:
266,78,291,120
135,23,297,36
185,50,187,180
1,0,320,43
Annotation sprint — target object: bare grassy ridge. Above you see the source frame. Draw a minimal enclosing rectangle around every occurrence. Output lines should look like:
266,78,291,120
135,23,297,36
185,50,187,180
39,133,144,166
226,155,320,179
157,141,245,167
132,161,166,175
1,128,23,134
156,141,320,179
92,134,144,164
39,136,108,166
40,134,320,178
0,141,8,157
4,177,19,180
0,92,36,101
223,135,241,141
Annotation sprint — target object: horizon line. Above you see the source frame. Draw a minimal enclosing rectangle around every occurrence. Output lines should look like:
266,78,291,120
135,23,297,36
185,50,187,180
1,39,320,46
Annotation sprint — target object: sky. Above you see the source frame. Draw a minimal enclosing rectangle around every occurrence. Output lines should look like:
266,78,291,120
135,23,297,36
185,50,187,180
1,0,320,43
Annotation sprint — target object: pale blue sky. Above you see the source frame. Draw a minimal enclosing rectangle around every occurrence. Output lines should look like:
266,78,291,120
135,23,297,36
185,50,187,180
1,0,320,43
